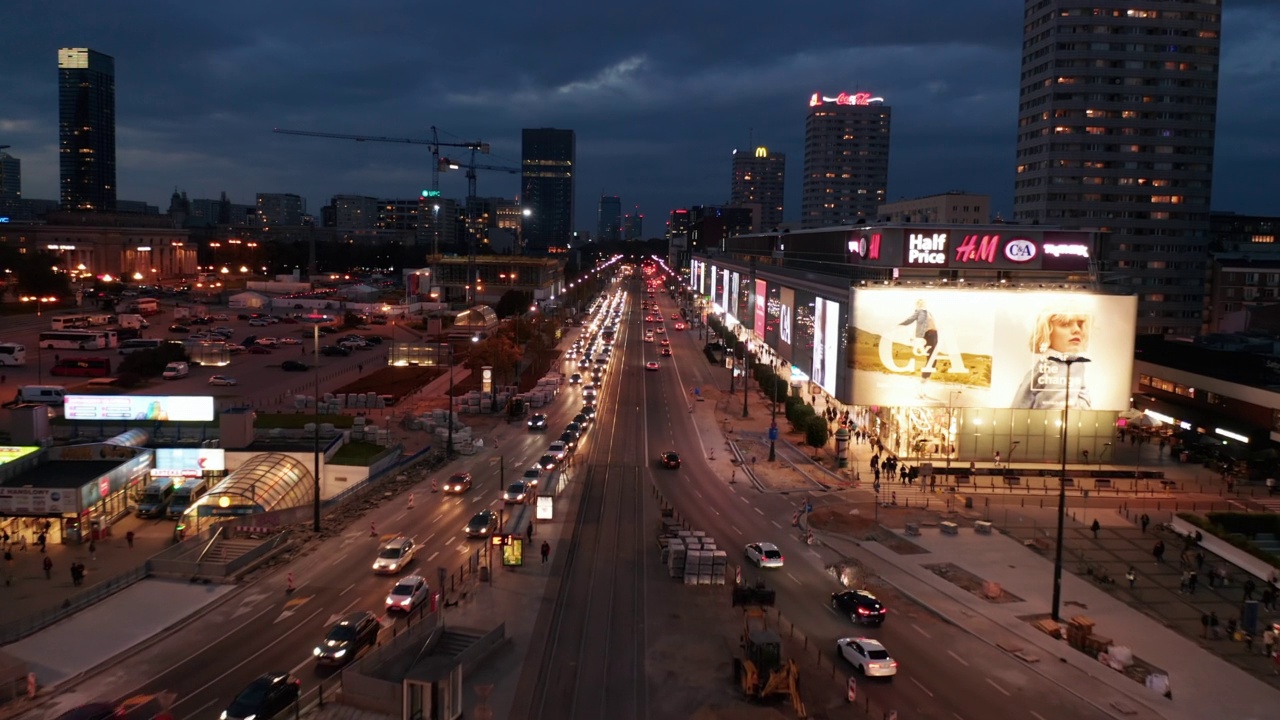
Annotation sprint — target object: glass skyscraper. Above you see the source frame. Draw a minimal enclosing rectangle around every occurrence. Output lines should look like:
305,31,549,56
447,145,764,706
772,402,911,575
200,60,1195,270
521,128,575,253
59,48,116,212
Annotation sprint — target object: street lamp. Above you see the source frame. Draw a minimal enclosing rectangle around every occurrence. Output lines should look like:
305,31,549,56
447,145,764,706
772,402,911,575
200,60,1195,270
446,342,456,457
742,346,751,418
1049,356,1090,622
312,323,322,533
945,390,962,485
768,369,780,462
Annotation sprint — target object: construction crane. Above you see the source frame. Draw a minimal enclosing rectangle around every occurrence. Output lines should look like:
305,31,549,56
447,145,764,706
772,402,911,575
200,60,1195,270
272,127,488,195
438,154,521,201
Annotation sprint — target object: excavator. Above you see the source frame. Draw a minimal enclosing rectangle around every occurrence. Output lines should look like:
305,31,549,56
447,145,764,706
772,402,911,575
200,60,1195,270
732,581,807,717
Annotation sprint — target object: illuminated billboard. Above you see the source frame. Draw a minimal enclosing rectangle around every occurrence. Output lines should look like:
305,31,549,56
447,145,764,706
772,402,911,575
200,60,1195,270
152,448,226,477
779,287,794,355
64,395,216,422
0,446,40,466
850,289,1136,410
754,279,767,338
812,297,841,396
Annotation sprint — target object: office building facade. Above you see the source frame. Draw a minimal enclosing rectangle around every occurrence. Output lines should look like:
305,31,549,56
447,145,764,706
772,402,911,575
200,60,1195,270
58,48,117,213
878,192,990,225
256,193,306,228
597,195,622,242
1012,0,1222,337
731,146,785,231
521,128,575,253
0,152,20,201
801,92,891,228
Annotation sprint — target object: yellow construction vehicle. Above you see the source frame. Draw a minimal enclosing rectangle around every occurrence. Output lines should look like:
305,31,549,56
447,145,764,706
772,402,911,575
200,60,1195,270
733,589,807,717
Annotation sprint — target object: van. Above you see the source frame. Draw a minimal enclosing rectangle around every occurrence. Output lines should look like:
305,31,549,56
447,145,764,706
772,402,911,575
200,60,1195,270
162,362,189,380
15,385,67,405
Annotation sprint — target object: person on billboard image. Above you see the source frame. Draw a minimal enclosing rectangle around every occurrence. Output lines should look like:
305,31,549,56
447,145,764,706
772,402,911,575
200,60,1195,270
135,399,169,421
1011,309,1093,409
898,299,940,393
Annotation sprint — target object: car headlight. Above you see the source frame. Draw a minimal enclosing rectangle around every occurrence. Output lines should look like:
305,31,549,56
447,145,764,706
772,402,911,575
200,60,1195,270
313,647,322,656
333,648,346,658
220,713,229,720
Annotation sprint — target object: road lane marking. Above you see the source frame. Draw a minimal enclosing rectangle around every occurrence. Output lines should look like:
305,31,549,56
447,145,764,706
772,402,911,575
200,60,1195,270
986,678,1011,696
754,507,764,515
340,583,355,596
179,606,325,707
424,533,435,544
427,551,440,562
740,495,750,503
435,513,445,521
472,494,485,503
693,489,702,498
946,649,969,666
785,572,801,585
912,624,932,639
771,521,782,529
910,677,934,697
1030,712,1047,720
731,525,741,535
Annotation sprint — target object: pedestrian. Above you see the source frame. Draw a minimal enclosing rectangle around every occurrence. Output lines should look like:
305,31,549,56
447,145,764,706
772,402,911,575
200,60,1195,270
1091,519,1101,539
1244,577,1257,602
1188,570,1198,594
1179,570,1190,594
526,522,534,541
1264,627,1277,658
1209,611,1221,640
89,539,96,560
1126,566,1137,589
1140,513,1150,534
540,540,550,564
37,532,46,552
1195,550,1205,570
18,533,26,551
994,450,1001,467
125,530,135,549
1201,612,1211,639
42,555,52,579
69,564,79,586
1153,540,1165,564
1263,587,1277,612
358,363,363,373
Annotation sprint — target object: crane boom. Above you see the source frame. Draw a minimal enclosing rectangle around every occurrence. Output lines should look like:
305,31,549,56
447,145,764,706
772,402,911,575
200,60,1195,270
438,156,521,200
273,127,489,193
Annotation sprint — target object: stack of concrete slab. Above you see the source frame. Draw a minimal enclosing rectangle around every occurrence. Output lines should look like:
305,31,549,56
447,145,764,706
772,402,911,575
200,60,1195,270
666,538,687,578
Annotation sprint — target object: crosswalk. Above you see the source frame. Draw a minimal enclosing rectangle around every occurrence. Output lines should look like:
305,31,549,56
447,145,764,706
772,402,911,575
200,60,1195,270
1251,495,1280,512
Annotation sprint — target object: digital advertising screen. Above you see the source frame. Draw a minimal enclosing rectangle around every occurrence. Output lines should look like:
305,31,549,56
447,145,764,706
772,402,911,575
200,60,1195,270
779,287,794,354
64,395,216,422
754,280,768,339
811,297,841,396
0,446,40,466
849,289,1137,410
729,271,741,320
152,448,226,477
720,269,730,312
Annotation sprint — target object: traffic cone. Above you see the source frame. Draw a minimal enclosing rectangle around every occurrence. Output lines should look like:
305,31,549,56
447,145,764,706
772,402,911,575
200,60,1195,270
370,522,377,537
286,572,295,593
431,479,438,493
408,492,415,509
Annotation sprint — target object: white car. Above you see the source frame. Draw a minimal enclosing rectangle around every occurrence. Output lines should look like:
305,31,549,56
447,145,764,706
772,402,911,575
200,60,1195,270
208,375,238,386
644,334,654,343
547,441,568,461
744,542,784,568
279,337,302,345
257,337,279,347
503,481,530,504
645,361,660,371
385,575,430,612
837,637,898,678
372,537,416,574
212,313,230,321
248,318,270,326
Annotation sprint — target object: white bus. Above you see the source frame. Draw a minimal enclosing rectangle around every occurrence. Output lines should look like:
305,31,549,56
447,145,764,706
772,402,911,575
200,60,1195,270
38,331,107,350
50,314,113,330
119,338,166,355
0,343,27,366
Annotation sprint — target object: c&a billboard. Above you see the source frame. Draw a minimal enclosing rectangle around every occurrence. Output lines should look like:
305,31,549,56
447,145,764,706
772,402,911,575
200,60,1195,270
850,289,1136,410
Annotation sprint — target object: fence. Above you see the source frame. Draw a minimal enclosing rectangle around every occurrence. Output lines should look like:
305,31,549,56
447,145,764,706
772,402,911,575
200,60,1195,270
0,564,150,645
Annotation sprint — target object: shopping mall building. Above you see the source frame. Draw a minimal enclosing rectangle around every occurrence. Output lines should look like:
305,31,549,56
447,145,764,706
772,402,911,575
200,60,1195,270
688,223,1138,469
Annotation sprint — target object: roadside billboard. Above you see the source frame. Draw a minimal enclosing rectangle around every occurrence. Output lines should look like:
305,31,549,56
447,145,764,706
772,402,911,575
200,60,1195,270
812,297,841,396
64,395,216,422
850,289,1136,410
754,279,767,338
152,448,226,477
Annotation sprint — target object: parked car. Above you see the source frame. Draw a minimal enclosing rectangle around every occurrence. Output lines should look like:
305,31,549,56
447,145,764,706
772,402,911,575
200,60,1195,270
168,324,190,334
281,360,310,372
222,672,302,720
313,611,379,666
248,345,273,355
208,375,238,386
321,345,351,357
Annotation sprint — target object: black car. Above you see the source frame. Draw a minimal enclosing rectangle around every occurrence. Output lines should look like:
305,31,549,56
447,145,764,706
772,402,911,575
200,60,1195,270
580,405,596,420
564,422,582,440
321,345,351,357
466,510,499,538
442,472,472,494
362,335,384,345
537,454,557,471
574,412,590,426
168,324,190,333
313,611,380,665
222,672,301,720
527,413,548,431
830,590,888,626
660,451,681,469
559,430,578,451
318,325,339,335
281,360,310,372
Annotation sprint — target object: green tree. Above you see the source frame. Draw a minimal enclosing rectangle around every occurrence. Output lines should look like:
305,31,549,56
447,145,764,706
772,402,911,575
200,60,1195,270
805,415,830,459
465,334,520,386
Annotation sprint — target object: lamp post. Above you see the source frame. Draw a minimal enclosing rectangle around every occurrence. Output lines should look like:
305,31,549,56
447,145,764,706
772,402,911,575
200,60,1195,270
1049,356,1090,622
312,322,322,533
768,377,779,462
446,342,456,457
742,346,750,418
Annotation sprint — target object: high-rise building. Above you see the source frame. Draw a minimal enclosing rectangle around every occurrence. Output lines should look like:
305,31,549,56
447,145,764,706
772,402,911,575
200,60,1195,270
667,208,691,240
731,146,785,231
58,48,116,212
331,195,379,230
623,211,643,241
0,152,20,201
878,192,990,225
1012,0,1221,337
597,195,622,241
521,128,575,253
801,92,891,228
257,193,305,228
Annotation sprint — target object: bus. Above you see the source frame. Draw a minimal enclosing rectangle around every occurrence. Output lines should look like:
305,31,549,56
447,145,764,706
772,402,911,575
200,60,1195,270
136,479,176,518
0,343,26,366
50,357,111,377
38,331,107,350
84,330,120,348
50,314,113,330
119,338,166,355
166,477,211,520
127,298,160,316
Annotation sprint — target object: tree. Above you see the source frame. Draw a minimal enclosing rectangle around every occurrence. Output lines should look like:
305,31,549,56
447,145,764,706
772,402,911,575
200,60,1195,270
494,289,533,318
465,334,520,386
804,415,830,459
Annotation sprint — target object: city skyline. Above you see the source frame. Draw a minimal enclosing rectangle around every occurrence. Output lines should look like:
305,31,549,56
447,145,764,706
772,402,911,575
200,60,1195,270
1,2,1278,235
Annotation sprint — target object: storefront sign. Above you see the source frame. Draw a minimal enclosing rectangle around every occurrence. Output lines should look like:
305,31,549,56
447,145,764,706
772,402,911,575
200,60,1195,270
48,443,140,461
0,486,73,514
847,233,882,261
1043,243,1090,259
906,233,948,266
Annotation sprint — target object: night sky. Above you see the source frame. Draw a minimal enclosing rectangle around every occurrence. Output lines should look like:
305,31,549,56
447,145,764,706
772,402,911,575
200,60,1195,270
3,1,1277,233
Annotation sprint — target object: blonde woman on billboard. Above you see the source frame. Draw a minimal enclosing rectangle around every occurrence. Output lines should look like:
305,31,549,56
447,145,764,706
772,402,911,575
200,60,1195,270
1011,309,1093,409
898,299,940,393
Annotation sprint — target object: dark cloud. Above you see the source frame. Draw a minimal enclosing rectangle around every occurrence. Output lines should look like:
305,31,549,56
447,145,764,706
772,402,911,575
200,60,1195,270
1,1,1276,231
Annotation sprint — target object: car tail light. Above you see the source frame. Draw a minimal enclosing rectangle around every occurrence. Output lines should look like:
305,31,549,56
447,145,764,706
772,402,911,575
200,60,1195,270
857,607,871,615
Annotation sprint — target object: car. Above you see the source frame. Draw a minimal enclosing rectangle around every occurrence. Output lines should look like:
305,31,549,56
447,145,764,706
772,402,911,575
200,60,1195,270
257,337,279,347
646,361,660,371
248,318,270,327
321,345,351,357
593,356,607,366
573,412,591,428
226,344,246,354
660,338,670,346
465,510,499,538
830,589,888,626
655,326,665,334
208,375,238,386
674,322,686,330
221,672,302,720
672,313,681,319
442,472,472,494
644,334,655,342
372,536,416,574
537,454,558,471
547,441,568,460
319,326,339,335
661,347,672,357
237,313,252,320
313,611,380,666
279,337,302,345
583,387,598,402
503,481,531,504
213,313,230,321
385,575,430,612
361,335,384,345
837,637,898,678
521,468,544,488
527,413,548,431
569,373,582,384
745,542,785,568
660,451,681,469
339,338,367,350
558,431,578,451
168,324,190,334
577,358,591,369
281,360,310,371
248,345,273,354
